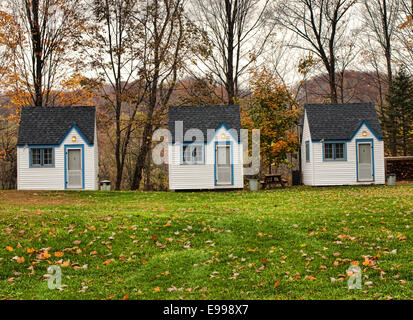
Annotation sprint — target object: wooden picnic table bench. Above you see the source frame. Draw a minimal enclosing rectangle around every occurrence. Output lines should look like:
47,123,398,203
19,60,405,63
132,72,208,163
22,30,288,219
259,174,287,189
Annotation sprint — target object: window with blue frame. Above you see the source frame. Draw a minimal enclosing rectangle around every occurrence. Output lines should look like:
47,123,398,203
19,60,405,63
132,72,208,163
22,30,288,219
182,144,203,164
324,143,345,160
305,141,310,162
30,148,54,167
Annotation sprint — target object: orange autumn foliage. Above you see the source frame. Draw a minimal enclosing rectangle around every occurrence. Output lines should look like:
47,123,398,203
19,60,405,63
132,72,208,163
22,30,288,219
242,68,299,169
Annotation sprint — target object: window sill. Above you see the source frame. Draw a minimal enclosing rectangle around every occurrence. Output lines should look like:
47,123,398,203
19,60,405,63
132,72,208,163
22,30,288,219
30,166,55,168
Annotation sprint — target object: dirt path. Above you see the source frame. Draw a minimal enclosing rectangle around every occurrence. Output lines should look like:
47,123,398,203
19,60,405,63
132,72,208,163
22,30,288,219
0,190,90,206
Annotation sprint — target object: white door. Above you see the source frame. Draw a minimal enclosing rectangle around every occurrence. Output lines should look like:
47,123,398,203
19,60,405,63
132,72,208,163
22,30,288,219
67,149,82,189
216,145,232,185
358,143,373,181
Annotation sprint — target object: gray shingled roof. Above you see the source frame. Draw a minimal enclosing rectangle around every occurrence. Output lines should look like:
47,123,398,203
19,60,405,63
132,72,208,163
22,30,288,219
18,106,96,146
304,103,383,141
169,105,241,143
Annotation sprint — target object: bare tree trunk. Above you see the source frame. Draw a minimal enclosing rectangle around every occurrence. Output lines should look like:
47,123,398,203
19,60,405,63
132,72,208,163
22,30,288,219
225,0,235,105
26,0,43,106
130,0,195,190
144,147,152,191
131,118,154,190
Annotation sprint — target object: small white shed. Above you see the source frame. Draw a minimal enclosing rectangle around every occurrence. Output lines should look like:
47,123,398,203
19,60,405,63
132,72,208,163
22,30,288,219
301,103,385,186
168,105,244,190
17,106,98,190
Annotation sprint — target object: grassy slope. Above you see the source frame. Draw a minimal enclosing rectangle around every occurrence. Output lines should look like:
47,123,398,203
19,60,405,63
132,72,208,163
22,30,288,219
0,185,411,300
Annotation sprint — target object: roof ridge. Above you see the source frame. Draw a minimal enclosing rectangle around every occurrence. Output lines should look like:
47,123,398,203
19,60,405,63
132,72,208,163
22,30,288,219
304,102,382,141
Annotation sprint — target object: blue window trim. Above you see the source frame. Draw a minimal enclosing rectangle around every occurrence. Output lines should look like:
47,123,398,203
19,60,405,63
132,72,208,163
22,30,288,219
64,144,85,189
305,141,310,162
355,138,375,182
180,143,205,165
29,146,55,168
214,141,234,186
322,141,347,161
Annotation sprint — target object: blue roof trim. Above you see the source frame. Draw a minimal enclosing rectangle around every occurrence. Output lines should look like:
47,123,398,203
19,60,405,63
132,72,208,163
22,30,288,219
207,122,240,144
311,120,383,143
17,124,94,148
170,122,241,146
349,120,383,141
59,124,94,147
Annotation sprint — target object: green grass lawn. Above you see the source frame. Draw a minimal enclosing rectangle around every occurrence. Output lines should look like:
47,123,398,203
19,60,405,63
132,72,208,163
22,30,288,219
0,185,411,300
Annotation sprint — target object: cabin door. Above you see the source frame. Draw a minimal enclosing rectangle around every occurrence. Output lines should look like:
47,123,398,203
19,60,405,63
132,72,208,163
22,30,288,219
357,142,373,181
215,144,232,185
66,148,83,189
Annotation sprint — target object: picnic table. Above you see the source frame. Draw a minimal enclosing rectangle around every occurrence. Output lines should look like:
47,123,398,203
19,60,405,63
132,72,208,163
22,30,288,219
259,174,287,189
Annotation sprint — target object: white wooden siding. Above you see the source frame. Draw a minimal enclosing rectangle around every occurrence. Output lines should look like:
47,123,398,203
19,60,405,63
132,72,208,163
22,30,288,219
301,111,314,185
169,126,244,190
93,123,99,190
17,126,98,190
307,123,385,186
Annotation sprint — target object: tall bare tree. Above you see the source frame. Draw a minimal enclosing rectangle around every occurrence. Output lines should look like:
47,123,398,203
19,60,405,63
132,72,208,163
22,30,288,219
363,0,401,85
398,0,413,71
0,10,14,85
363,0,405,155
274,0,356,103
130,0,204,190
3,0,83,107
190,0,272,105
81,0,149,190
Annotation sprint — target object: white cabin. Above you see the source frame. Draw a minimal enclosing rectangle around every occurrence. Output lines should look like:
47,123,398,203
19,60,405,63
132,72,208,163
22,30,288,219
17,106,98,190
301,103,385,186
168,105,244,190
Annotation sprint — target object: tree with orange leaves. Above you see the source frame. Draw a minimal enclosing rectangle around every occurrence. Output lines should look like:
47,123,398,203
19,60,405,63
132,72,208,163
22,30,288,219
242,68,299,174
1,0,85,107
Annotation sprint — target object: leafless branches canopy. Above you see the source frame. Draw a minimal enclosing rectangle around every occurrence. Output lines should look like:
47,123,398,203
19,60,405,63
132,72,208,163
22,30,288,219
273,0,357,103
190,0,272,105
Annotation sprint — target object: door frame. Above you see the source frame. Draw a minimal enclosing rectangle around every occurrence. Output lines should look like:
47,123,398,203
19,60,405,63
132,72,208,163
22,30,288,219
356,139,375,182
214,141,233,186
64,144,85,189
